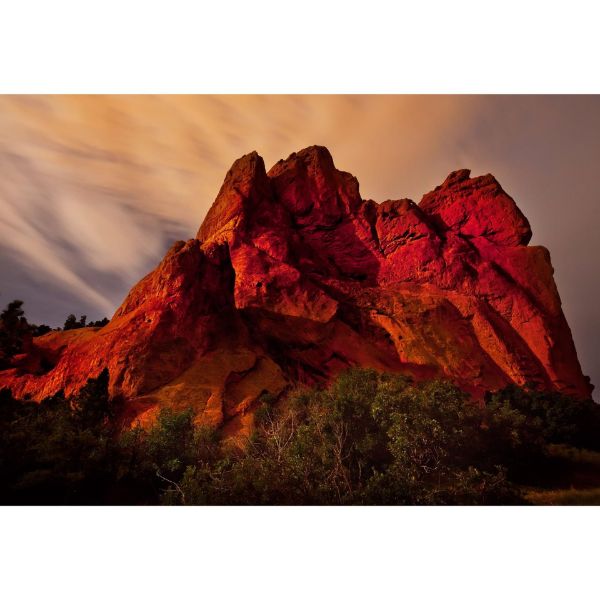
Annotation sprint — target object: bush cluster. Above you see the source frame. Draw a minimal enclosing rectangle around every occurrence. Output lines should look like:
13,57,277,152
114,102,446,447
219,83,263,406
1,368,598,505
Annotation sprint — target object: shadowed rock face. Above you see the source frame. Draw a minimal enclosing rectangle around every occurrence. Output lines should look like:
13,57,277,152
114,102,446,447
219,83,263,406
0,146,593,433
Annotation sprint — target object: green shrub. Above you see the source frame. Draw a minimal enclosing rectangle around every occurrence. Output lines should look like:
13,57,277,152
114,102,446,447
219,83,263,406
0,368,596,505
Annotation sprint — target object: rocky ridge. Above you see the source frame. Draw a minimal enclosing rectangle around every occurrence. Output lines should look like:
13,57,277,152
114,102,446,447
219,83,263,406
0,146,592,434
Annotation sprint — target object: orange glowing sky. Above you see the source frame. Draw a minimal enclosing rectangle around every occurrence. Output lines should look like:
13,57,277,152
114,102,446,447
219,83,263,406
0,95,598,395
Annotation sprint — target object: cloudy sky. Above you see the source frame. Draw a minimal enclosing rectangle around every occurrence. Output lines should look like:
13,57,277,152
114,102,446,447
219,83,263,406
0,95,597,396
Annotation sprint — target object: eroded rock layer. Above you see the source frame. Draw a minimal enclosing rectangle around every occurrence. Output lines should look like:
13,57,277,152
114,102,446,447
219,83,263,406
0,146,592,433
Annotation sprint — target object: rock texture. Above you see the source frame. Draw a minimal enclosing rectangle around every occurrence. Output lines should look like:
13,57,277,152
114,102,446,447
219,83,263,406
0,146,593,433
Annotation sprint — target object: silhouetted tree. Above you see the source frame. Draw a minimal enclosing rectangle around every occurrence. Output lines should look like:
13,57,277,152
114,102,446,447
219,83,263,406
32,324,52,337
64,314,93,330
63,314,78,330
87,317,109,328
0,300,31,367
72,368,112,428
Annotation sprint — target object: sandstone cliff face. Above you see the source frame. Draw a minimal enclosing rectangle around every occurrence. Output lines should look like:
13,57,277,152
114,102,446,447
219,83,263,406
0,146,592,433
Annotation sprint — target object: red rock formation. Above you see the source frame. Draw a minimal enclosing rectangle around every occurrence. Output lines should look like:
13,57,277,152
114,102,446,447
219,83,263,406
0,146,593,433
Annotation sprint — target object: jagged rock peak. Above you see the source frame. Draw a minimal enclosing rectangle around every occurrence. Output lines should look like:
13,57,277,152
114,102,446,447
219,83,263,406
0,145,591,437
196,151,271,243
420,169,532,246
268,145,336,174
441,168,472,187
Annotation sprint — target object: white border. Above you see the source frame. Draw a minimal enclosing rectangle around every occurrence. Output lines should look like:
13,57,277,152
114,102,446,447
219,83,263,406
1,1,599,598
1,506,598,599
0,1,599,93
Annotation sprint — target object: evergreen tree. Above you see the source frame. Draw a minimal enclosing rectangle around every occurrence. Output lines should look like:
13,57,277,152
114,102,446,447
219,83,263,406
63,314,78,330
72,368,112,428
0,300,30,367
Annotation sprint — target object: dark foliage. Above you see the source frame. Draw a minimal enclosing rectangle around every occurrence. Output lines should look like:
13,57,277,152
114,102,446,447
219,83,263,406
87,317,109,328
0,368,598,505
0,368,119,504
0,297,54,347
488,384,600,451
31,324,52,337
64,314,108,330
0,300,31,367
63,314,88,330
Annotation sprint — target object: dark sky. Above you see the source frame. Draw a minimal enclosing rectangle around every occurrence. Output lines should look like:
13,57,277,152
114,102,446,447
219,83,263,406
0,95,597,398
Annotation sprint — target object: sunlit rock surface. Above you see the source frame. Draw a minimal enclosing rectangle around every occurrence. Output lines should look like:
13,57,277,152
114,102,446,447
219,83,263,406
0,146,592,434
